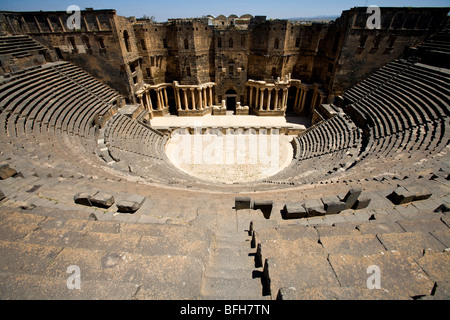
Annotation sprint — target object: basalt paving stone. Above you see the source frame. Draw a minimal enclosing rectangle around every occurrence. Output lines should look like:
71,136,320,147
397,218,449,233
431,229,450,247
0,272,139,300
76,232,141,252
273,225,319,241
328,251,434,298
315,225,361,237
264,253,339,299
42,247,204,299
321,213,348,225
377,232,447,260
23,228,87,248
42,247,121,281
128,255,204,300
248,219,278,234
82,220,121,234
422,281,450,300
0,240,62,275
416,249,450,283
252,228,279,248
357,221,405,235
38,217,88,231
257,238,325,267
442,214,450,227
319,234,386,255
0,211,46,225
277,285,408,300
0,220,39,241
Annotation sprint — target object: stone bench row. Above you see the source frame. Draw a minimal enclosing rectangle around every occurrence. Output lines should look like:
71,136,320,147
104,113,165,161
282,188,370,219
74,191,146,213
343,59,412,104
51,62,122,105
297,114,361,161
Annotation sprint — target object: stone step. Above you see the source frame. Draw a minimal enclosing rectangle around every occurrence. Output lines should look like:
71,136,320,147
0,271,140,300
208,249,256,271
200,276,263,299
0,239,205,299
204,265,261,279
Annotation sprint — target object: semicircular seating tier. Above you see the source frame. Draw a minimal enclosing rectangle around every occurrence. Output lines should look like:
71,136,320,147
0,37,449,191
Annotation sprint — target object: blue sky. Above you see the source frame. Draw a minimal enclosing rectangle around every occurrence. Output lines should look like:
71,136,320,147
1,0,449,21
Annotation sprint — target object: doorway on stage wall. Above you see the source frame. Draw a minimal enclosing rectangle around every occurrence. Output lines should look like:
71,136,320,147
225,89,237,115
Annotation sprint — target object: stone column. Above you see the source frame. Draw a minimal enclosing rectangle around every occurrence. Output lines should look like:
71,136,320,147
300,87,308,113
266,88,272,111
209,86,213,107
296,87,303,111
274,89,279,110
198,88,203,110
282,88,288,110
294,86,300,111
145,91,152,111
190,88,196,110
163,87,169,110
175,88,182,111
155,89,161,110
259,88,264,111
182,89,188,110
254,87,260,109
203,87,208,108
249,86,253,108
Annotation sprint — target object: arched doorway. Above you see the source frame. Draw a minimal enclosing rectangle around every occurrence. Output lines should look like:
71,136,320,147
225,89,237,114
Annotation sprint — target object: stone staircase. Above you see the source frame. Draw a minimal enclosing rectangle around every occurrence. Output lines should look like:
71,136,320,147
200,208,269,300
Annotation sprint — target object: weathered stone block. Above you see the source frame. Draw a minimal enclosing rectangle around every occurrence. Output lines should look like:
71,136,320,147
321,196,346,214
283,204,307,219
117,195,146,213
235,197,251,210
90,192,115,208
74,192,93,206
253,200,273,210
387,186,415,205
407,186,432,201
342,188,362,209
352,195,371,210
303,199,326,217
0,165,17,180
253,200,273,218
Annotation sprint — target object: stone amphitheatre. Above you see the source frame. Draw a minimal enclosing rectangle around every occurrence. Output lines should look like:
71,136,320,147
0,6,449,301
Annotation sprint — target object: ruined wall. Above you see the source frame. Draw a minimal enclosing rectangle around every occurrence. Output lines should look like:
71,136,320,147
214,26,249,104
0,10,142,102
331,7,449,99
1,7,448,112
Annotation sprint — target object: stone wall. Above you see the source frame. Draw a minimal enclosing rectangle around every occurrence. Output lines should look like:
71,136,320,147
0,7,448,116
330,7,449,100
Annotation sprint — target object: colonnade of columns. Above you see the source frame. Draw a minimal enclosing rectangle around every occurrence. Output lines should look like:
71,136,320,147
138,84,171,113
174,82,215,111
137,82,216,115
291,83,313,114
247,83,290,112
136,80,327,117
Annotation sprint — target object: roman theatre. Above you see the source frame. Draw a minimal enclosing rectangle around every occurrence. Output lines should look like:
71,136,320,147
0,7,449,300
